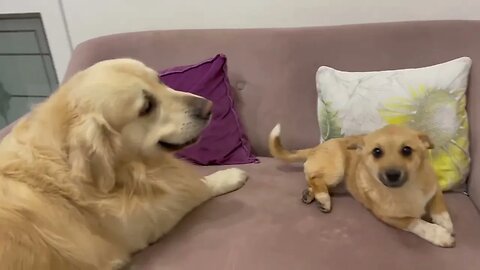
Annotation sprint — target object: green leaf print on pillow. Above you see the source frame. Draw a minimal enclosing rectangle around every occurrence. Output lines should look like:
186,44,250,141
379,85,470,190
318,96,342,141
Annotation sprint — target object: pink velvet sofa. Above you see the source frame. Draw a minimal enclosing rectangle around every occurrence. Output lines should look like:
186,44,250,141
1,20,480,270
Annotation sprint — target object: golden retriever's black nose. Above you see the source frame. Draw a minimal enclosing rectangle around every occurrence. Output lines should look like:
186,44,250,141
193,98,213,120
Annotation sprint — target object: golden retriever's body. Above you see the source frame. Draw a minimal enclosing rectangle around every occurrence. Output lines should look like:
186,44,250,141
0,59,247,269
269,124,455,247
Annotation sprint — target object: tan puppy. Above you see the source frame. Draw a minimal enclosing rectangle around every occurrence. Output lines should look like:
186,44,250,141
269,124,454,247
0,58,248,269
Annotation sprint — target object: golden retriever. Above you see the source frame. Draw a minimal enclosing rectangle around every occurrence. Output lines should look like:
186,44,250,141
269,124,454,247
0,58,248,269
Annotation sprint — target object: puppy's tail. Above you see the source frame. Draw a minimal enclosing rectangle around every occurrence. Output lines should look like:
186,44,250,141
268,124,314,163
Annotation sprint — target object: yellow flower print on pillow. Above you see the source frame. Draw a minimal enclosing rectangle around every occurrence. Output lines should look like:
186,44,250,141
379,85,470,190
316,57,472,190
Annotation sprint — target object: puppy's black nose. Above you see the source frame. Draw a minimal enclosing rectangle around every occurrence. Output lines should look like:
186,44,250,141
379,169,406,188
385,169,402,182
192,98,213,120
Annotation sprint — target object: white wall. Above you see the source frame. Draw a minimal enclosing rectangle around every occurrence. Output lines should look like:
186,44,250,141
2,0,480,80
63,0,480,47
0,0,72,80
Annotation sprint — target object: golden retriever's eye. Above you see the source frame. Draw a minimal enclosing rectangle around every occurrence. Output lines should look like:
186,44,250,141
139,90,156,117
372,147,383,159
401,146,413,157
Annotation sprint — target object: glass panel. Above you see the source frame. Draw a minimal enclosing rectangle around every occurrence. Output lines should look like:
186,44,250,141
0,13,57,128
0,17,49,53
4,96,45,124
43,55,59,90
0,113,5,128
0,55,52,96
0,31,41,54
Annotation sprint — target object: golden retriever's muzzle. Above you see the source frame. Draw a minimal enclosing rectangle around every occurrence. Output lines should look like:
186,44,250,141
157,96,213,151
191,96,213,121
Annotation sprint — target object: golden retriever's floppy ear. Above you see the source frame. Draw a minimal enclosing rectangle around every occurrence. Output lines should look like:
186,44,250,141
346,135,364,151
418,132,434,150
69,114,121,193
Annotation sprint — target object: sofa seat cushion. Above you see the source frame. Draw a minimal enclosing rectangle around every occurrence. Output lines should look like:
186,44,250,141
132,157,480,270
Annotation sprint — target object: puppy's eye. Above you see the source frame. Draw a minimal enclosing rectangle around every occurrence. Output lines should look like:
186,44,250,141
401,146,413,157
139,91,156,117
372,147,383,158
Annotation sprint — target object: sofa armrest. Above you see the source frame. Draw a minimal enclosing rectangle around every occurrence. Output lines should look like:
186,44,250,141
469,189,480,210
469,151,480,209
468,83,480,210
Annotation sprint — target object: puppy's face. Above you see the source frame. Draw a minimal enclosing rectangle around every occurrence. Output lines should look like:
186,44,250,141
68,59,212,159
350,125,433,188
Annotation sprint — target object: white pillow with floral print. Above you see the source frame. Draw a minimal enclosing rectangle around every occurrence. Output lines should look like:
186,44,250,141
316,57,471,190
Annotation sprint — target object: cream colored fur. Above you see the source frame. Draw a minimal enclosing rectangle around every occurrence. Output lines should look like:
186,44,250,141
0,58,247,269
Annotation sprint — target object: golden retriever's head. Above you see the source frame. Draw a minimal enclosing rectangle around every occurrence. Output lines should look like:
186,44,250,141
347,125,433,188
65,59,212,191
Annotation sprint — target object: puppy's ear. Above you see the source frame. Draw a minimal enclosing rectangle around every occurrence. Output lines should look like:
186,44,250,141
346,136,364,151
418,132,434,150
69,114,121,193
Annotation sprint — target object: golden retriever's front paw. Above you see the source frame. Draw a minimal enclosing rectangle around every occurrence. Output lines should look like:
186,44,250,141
204,168,248,196
221,168,248,192
111,258,130,270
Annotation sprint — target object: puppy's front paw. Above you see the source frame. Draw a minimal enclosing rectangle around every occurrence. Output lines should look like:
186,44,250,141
204,168,248,196
428,224,455,248
432,212,455,235
410,221,455,248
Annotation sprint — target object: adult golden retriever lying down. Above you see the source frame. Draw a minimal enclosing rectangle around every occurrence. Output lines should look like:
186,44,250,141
0,59,248,269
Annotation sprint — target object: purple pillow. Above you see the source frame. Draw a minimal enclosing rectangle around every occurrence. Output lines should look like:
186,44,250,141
159,54,258,165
